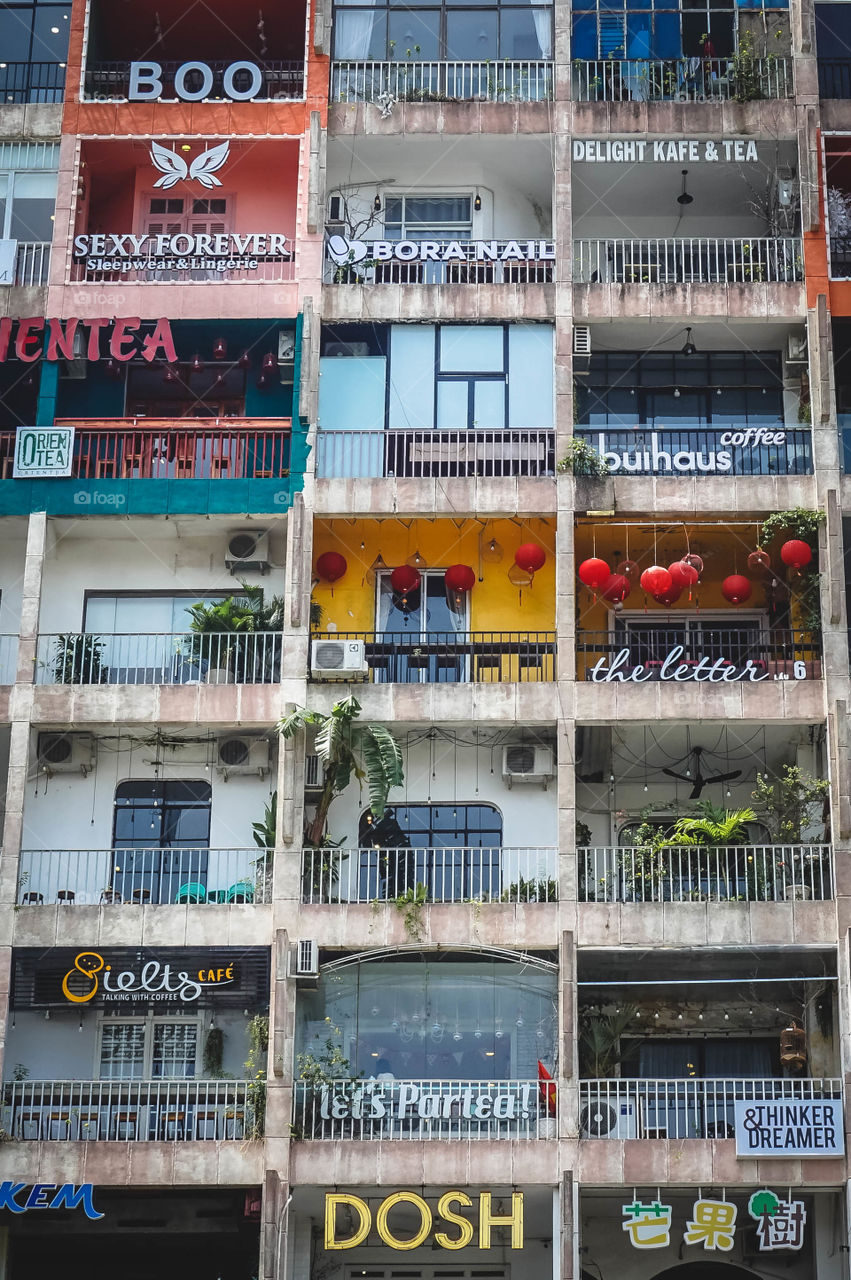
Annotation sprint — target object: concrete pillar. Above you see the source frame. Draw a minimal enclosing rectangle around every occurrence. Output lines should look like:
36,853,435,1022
17,509,46,684
560,1171,575,1280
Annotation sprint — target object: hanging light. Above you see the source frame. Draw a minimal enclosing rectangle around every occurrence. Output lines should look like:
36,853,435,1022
262,351,277,372
676,168,693,206
213,336,227,360
366,553,388,586
373,193,382,213
406,549,428,570
681,327,697,356
190,353,204,374
163,364,179,384
256,372,269,388
482,536,503,563
238,350,251,370
474,190,482,212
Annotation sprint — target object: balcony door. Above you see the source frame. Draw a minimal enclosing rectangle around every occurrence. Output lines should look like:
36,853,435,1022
377,570,468,682
84,593,226,683
356,802,503,900
144,193,229,281
112,780,211,904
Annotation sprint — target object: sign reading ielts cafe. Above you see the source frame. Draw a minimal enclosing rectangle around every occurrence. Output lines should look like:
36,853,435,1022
11,946,270,1010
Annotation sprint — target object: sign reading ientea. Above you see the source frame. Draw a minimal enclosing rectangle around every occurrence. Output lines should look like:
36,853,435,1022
734,1100,844,1157
14,426,74,478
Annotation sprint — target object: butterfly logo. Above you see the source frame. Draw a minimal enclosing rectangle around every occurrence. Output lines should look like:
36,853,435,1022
150,140,231,189
326,234,369,267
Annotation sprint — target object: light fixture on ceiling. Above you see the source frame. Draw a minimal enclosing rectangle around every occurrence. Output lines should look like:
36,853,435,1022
681,326,697,357
677,168,693,206
474,190,482,212
373,194,381,213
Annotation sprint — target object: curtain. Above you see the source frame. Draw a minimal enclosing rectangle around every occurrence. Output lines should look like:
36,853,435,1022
531,8,553,59
638,1042,694,1077
337,10,377,60
704,1039,774,1077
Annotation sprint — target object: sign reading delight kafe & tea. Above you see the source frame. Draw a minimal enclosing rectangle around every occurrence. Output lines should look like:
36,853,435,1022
14,426,74,478
573,138,759,163
734,1099,845,1157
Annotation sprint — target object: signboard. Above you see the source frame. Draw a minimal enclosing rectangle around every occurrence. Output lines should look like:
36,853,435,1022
573,138,759,164
586,429,792,477
623,1191,807,1254
734,1099,844,1157
318,1080,534,1124
325,1191,523,1251
0,1182,103,1220
587,645,810,684
327,235,554,269
13,426,74,478
60,950,237,1005
73,231,290,275
0,239,17,285
0,317,177,363
130,60,266,102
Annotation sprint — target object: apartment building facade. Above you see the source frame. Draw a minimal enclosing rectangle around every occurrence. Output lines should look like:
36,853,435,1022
0,0,848,1277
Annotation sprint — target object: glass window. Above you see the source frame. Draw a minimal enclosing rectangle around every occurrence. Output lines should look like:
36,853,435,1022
500,8,552,57
384,195,472,240
446,10,497,58
0,169,57,241
99,1022,146,1079
335,9,387,57
388,9,441,56
152,1022,198,1079
31,4,71,61
439,325,504,372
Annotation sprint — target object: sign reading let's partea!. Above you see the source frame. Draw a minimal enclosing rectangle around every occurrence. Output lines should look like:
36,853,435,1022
13,426,74,478
734,1100,844,1156
573,138,759,163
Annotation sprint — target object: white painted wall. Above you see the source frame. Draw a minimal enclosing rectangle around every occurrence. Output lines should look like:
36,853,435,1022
0,517,28,636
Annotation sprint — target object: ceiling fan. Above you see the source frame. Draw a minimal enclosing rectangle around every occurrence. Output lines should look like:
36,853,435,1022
662,746,742,799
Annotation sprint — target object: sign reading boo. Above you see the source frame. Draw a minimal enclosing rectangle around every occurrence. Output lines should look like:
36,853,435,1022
129,61,266,101
734,1100,844,1157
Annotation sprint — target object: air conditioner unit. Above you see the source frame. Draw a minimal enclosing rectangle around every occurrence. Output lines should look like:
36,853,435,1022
786,333,808,365
305,753,325,791
311,637,368,679
225,529,270,575
37,732,95,776
278,329,295,384
216,737,270,779
502,744,555,786
293,939,319,980
580,1099,637,1139
573,325,592,356
324,341,370,359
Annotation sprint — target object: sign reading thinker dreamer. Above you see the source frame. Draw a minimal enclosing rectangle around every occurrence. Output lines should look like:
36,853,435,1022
734,1100,844,1157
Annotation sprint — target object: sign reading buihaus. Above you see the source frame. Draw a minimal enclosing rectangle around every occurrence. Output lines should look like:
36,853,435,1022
734,1099,844,1157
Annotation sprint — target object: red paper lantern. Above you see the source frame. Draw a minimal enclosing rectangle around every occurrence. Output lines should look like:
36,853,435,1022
780,539,813,570
640,565,672,595
722,574,752,605
653,586,683,607
616,558,639,578
390,564,421,596
315,552,347,584
578,557,611,590
670,559,699,588
515,543,547,574
601,573,631,603
747,549,772,574
683,552,704,577
444,564,475,594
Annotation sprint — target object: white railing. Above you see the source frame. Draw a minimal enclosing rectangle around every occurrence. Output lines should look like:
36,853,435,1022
2,1080,252,1140
302,846,557,904
294,1078,555,1140
579,844,833,904
18,848,270,906
331,59,553,104
0,635,16,683
315,428,556,479
35,632,282,685
573,237,803,285
15,242,51,286
580,1078,843,1140
572,57,792,102
325,244,554,286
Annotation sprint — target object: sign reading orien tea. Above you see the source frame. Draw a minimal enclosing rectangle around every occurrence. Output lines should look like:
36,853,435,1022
14,426,74,478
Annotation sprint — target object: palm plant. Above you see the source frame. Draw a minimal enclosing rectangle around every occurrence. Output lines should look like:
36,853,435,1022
277,695,404,847
187,585,284,680
668,802,756,847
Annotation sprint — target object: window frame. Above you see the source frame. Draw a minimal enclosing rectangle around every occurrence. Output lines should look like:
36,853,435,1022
331,1,554,62
0,166,57,241
96,1012,201,1080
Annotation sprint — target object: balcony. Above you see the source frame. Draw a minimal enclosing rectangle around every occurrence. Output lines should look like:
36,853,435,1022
38,419,291,481
35,632,282,686
293,1078,554,1140
311,632,556,683
2,1080,252,1141
315,428,555,479
573,238,803,285
579,844,833,904
324,240,554,286
573,57,792,103
18,848,270,906
0,62,65,104
13,243,50,287
573,426,812,478
579,1077,842,1140
302,846,557,904
84,59,304,101
576,628,820,684
331,59,553,104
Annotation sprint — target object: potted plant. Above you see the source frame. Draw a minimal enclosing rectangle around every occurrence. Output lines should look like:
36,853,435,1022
295,1020,364,1138
751,766,831,899
53,633,105,684
251,791,276,900
666,803,757,901
188,585,284,684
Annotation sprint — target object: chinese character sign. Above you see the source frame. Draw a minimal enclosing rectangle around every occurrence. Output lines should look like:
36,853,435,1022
748,1191,807,1252
683,1199,738,1251
621,1201,672,1249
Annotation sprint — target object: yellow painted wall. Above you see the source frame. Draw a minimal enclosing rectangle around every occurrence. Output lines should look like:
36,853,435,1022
313,518,555,633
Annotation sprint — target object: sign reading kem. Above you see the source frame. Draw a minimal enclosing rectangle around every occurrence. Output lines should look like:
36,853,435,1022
14,426,75,478
734,1099,844,1158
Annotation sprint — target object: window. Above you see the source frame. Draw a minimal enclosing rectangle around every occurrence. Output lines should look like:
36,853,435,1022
98,1016,199,1079
571,0,787,63
332,1,553,61
0,169,56,241
0,2,70,67
614,615,768,664
111,780,212,903
83,595,231,684
357,802,504,898
384,195,472,241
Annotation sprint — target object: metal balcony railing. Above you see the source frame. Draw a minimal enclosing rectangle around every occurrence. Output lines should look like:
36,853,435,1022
0,62,65,103
3,1080,252,1140
315,428,556,479
294,1078,555,1140
331,59,553,104
818,59,851,99
576,628,820,683
29,418,292,481
302,846,558,904
14,242,51,286
573,57,792,102
18,848,270,906
36,632,282,686
325,243,553,286
579,844,834,904
573,237,803,285
311,631,556,683
83,59,304,100
572,426,812,477
580,1078,842,1140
